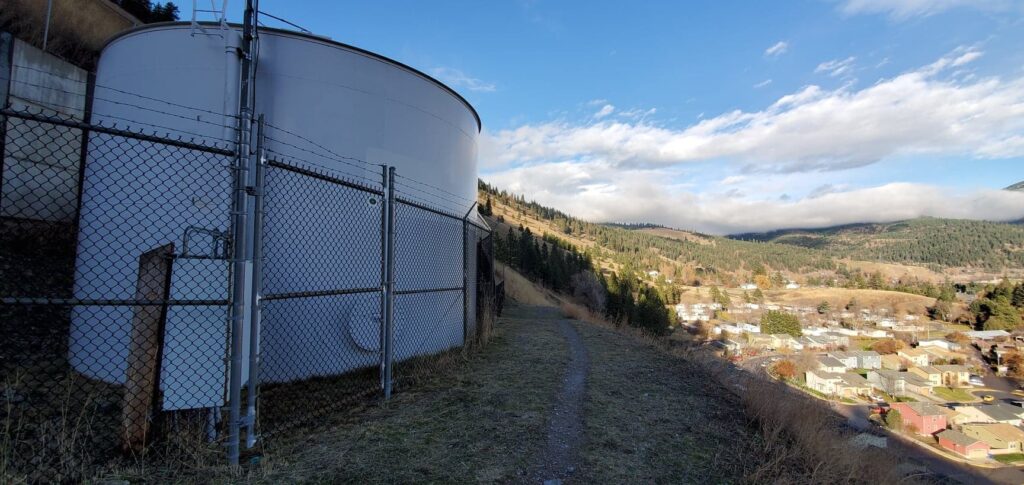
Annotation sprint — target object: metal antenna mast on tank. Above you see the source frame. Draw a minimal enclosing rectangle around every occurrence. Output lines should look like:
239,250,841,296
226,0,259,467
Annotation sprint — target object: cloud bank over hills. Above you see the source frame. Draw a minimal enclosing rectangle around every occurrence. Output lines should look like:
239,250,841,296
480,47,1024,234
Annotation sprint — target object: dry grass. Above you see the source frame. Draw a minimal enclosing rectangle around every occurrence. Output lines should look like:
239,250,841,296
637,226,716,245
0,0,137,69
497,262,556,307
762,287,936,314
841,259,945,283
246,303,566,483
681,349,927,484
739,380,909,483
557,307,931,483
571,321,766,483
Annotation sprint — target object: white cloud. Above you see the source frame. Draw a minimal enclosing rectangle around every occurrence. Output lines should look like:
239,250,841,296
481,47,1024,174
619,107,657,120
815,57,857,77
484,163,1024,234
593,104,615,119
837,0,1013,19
754,79,773,89
765,41,789,57
951,50,983,67
429,67,496,92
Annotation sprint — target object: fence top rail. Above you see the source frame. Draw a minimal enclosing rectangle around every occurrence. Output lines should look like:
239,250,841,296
467,219,491,233
394,195,466,222
0,107,236,156
266,158,384,196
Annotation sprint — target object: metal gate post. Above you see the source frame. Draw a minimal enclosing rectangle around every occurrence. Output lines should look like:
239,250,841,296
461,203,477,345
378,165,388,392
462,218,468,343
383,167,397,399
244,115,265,449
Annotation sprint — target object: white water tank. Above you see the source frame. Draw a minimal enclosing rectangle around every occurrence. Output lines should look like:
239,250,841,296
69,23,480,408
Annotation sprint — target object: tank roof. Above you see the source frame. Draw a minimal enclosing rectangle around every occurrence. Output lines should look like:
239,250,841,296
102,21,482,132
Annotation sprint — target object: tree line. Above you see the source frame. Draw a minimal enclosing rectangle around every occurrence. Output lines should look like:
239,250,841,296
492,221,674,335
479,181,836,283
965,279,1024,331
110,0,180,22
739,218,1024,271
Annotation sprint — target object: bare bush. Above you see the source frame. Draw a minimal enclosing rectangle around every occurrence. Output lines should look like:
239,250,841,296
571,270,606,314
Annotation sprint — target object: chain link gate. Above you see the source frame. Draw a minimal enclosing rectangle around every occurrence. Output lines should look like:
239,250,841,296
254,152,388,438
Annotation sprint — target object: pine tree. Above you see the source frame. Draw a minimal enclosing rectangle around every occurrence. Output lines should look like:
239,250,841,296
1012,283,1024,308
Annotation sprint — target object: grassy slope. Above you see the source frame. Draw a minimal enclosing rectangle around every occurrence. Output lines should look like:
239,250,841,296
257,306,566,483
760,287,936,314
640,226,974,284
575,321,764,482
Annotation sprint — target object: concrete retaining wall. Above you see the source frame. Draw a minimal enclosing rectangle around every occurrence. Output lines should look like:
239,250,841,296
0,33,89,222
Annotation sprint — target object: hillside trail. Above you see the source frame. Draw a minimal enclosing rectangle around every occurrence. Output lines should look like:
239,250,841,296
510,302,764,484
509,304,590,484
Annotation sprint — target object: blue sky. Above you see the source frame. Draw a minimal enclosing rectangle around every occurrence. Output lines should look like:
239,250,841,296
226,1,1024,233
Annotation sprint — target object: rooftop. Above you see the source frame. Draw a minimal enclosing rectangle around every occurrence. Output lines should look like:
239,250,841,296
978,404,1024,422
897,401,945,417
965,330,1011,340
937,429,985,447
962,423,1024,443
818,356,847,369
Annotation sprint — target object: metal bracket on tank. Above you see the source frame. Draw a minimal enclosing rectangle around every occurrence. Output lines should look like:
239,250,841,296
181,226,231,260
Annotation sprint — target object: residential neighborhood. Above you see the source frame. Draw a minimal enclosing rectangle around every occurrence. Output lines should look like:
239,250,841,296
680,288,1024,469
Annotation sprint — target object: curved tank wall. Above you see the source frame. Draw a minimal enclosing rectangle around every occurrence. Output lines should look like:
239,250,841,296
70,23,480,404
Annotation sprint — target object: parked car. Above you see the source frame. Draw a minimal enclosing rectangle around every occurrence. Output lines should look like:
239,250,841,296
982,394,996,402
969,375,985,386
870,402,891,414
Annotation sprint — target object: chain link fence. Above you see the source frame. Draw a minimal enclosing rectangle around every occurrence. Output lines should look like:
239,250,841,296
0,106,235,482
0,98,495,480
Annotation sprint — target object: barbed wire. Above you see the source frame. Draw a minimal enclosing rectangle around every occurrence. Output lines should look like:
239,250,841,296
393,183,473,214
393,191,468,220
262,135,384,175
9,64,477,217
2,103,236,149
264,122,382,168
8,79,239,134
393,172,477,206
10,63,238,119
265,148,382,189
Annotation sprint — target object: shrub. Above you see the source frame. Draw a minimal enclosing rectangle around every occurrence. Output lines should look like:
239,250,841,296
773,360,797,380
871,339,905,355
761,310,801,337
884,408,903,430
571,270,607,313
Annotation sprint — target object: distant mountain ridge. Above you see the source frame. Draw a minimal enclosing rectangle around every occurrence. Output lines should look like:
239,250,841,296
1007,181,1024,192
728,218,1024,270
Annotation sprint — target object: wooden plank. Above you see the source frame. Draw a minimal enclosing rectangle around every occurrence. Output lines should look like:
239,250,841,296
121,242,174,454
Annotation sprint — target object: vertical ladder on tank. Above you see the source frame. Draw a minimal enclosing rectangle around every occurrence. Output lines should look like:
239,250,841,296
191,0,230,37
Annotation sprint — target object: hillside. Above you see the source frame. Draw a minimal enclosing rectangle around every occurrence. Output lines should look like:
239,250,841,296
730,218,1024,271
480,182,837,284
1007,181,1024,192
